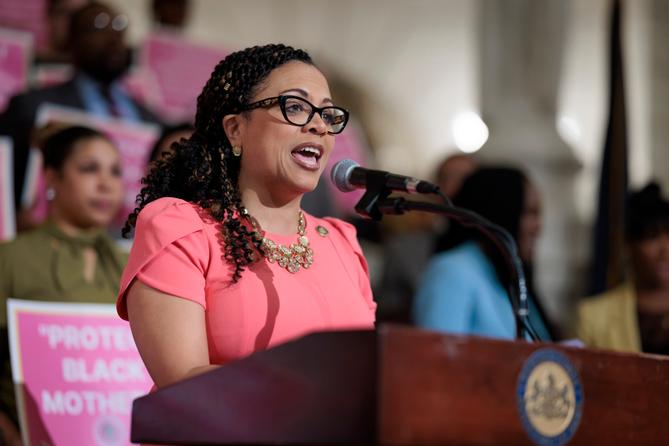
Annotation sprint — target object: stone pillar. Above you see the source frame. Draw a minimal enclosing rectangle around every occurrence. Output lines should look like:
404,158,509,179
651,0,669,189
478,0,585,330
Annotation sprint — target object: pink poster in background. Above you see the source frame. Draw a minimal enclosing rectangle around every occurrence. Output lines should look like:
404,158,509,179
33,63,73,88
7,299,152,446
35,104,160,227
0,137,16,241
325,119,373,216
137,31,230,122
0,1,46,52
0,27,32,112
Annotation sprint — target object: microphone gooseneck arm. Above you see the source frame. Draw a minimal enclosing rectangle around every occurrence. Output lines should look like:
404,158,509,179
334,159,537,340
355,189,540,341
375,196,537,341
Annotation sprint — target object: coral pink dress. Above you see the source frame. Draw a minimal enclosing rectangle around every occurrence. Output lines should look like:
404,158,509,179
117,197,376,365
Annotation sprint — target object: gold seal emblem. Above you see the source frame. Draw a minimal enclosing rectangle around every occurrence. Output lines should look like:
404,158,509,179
523,361,576,438
316,225,329,237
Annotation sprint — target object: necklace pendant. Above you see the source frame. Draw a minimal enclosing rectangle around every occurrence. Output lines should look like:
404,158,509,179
263,239,276,250
248,209,314,273
278,256,289,268
287,261,300,273
302,257,313,269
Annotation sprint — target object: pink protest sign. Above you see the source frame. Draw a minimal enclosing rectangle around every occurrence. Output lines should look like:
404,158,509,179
0,1,46,52
0,27,32,112
0,137,16,241
32,63,73,88
137,31,230,122
7,299,152,446
326,119,372,216
35,104,160,226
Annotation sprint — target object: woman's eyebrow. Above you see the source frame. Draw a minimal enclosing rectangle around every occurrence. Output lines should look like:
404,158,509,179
279,88,308,98
279,88,333,105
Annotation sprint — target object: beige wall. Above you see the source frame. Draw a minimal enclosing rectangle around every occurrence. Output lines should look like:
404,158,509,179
109,0,480,178
110,0,659,182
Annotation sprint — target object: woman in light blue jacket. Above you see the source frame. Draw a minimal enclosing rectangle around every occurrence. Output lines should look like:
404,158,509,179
413,167,555,341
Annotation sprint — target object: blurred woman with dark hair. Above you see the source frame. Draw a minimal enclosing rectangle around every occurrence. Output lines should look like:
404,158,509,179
0,125,125,314
412,166,555,341
576,182,669,354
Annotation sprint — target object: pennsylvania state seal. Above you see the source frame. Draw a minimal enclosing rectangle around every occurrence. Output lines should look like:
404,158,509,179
516,349,583,446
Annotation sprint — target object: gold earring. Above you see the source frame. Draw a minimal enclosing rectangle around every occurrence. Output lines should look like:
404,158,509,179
232,145,242,157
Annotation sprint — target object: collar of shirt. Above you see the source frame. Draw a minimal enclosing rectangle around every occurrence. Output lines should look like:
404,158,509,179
73,72,141,121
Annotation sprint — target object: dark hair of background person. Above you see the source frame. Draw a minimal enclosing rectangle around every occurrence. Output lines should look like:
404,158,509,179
42,125,110,171
124,44,313,282
433,152,478,199
626,182,669,242
151,0,190,28
148,123,195,163
435,167,525,255
434,166,558,339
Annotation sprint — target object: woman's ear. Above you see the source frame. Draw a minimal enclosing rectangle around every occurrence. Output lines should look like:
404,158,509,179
222,114,244,147
44,168,58,189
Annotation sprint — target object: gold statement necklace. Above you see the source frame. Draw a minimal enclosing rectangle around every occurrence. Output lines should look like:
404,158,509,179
245,209,314,273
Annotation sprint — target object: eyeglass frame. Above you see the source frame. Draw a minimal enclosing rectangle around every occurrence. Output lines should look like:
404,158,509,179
241,95,350,135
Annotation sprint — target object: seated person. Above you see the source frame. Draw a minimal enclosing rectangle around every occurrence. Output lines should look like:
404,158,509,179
376,152,478,322
576,182,669,354
412,166,555,341
0,1,161,210
0,125,126,440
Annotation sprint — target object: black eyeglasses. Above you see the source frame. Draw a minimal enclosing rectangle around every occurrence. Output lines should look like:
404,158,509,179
243,95,349,135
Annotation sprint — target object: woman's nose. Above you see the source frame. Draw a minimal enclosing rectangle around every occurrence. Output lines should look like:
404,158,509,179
304,112,328,135
98,171,119,191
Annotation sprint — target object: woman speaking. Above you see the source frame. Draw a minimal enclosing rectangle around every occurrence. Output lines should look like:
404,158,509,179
117,44,376,389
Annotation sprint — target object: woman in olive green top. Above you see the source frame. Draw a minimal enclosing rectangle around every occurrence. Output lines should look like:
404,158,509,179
0,125,126,444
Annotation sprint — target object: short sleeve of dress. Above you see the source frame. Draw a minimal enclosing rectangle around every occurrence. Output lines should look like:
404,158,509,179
322,217,377,313
117,198,210,320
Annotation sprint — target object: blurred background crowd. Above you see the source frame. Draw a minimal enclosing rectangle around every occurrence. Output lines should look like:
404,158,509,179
0,0,668,441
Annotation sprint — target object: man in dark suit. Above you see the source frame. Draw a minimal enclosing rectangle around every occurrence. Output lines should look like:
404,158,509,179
0,1,161,209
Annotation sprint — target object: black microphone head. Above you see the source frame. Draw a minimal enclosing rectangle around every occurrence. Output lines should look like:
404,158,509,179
331,159,359,192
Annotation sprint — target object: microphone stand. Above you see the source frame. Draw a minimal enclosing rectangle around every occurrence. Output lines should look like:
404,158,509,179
355,188,538,341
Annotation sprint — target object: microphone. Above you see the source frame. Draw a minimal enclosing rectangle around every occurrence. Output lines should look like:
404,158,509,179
330,159,439,194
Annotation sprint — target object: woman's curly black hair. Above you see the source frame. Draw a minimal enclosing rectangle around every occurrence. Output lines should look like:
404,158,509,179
123,44,313,282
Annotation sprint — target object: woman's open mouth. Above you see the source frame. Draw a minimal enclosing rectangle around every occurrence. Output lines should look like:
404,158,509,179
291,143,323,171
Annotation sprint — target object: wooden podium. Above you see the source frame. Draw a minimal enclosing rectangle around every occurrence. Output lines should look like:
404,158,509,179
130,325,669,445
